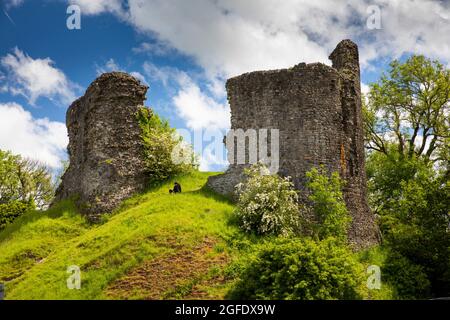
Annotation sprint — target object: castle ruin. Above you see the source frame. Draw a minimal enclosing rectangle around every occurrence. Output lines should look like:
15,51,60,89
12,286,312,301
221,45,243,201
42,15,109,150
208,40,379,248
55,40,378,247
54,72,150,218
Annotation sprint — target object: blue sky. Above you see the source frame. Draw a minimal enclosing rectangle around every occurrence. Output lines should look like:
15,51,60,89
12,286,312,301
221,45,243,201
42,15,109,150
0,0,449,171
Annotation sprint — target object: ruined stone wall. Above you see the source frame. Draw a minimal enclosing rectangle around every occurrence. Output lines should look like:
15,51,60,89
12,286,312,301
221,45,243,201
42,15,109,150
208,40,379,248
55,72,149,219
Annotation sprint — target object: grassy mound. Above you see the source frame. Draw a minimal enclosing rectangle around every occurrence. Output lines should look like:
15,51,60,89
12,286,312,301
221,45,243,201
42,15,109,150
0,171,395,300
0,172,239,299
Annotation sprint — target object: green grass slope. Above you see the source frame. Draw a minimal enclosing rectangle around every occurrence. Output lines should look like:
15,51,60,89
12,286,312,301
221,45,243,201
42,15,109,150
0,171,242,300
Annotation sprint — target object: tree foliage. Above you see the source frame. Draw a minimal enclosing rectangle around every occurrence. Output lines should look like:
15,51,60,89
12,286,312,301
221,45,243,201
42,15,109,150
305,167,351,242
227,237,363,300
137,107,198,183
366,144,450,297
0,200,35,230
0,149,54,208
364,55,449,165
364,55,450,298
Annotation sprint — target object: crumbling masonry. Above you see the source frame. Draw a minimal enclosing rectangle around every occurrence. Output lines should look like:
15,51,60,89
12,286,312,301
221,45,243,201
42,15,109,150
208,40,379,248
55,72,150,218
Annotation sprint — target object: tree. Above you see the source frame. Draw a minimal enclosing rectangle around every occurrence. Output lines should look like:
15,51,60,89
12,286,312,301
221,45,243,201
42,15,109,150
0,149,54,208
364,55,449,164
364,55,450,298
0,150,21,203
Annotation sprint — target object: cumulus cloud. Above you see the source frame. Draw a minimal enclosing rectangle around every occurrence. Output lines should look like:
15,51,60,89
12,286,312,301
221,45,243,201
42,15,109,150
132,41,175,57
127,0,329,79
142,61,184,87
118,0,450,78
0,102,68,168
10,1,450,76
96,58,121,74
95,58,148,85
68,0,125,16
0,48,78,106
173,73,230,130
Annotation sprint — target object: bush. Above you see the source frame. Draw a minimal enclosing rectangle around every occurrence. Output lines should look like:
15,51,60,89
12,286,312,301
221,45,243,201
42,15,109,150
367,151,450,297
0,200,35,230
234,163,300,236
305,167,351,242
384,252,431,299
227,237,364,300
137,107,198,183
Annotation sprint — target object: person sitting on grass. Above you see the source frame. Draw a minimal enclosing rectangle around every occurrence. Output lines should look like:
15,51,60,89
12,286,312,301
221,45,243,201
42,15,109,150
169,182,182,194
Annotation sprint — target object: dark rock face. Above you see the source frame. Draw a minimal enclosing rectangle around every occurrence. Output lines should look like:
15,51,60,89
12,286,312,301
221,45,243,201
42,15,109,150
207,40,379,248
55,72,149,218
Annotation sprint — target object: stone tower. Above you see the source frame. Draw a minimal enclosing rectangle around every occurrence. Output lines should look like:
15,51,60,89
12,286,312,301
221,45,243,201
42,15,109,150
55,72,150,218
208,40,379,248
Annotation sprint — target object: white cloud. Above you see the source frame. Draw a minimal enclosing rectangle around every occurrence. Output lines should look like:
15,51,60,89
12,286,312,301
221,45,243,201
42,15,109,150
129,71,147,85
95,58,121,75
0,102,68,168
96,58,148,85
69,0,125,16
1,48,77,106
173,74,230,130
114,0,450,78
142,61,184,87
361,83,370,96
127,0,330,79
132,41,174,56
9,1,450,77
361,82,370,104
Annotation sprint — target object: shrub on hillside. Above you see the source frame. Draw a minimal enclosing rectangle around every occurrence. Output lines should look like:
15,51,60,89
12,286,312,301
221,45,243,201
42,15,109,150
234,163,300,236
227,237,364,300
384,252,431,299
305,167,351,242
0,200,35,230
137,107,198,183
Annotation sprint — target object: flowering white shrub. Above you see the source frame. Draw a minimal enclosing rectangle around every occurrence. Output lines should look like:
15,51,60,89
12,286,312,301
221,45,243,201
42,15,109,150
234,163,300,236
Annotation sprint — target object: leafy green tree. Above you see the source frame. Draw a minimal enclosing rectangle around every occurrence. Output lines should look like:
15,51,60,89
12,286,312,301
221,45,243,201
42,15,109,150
364,55,449,164
0,149,54,208
0,150,21,203
366,142,450,297
364,55,450,298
